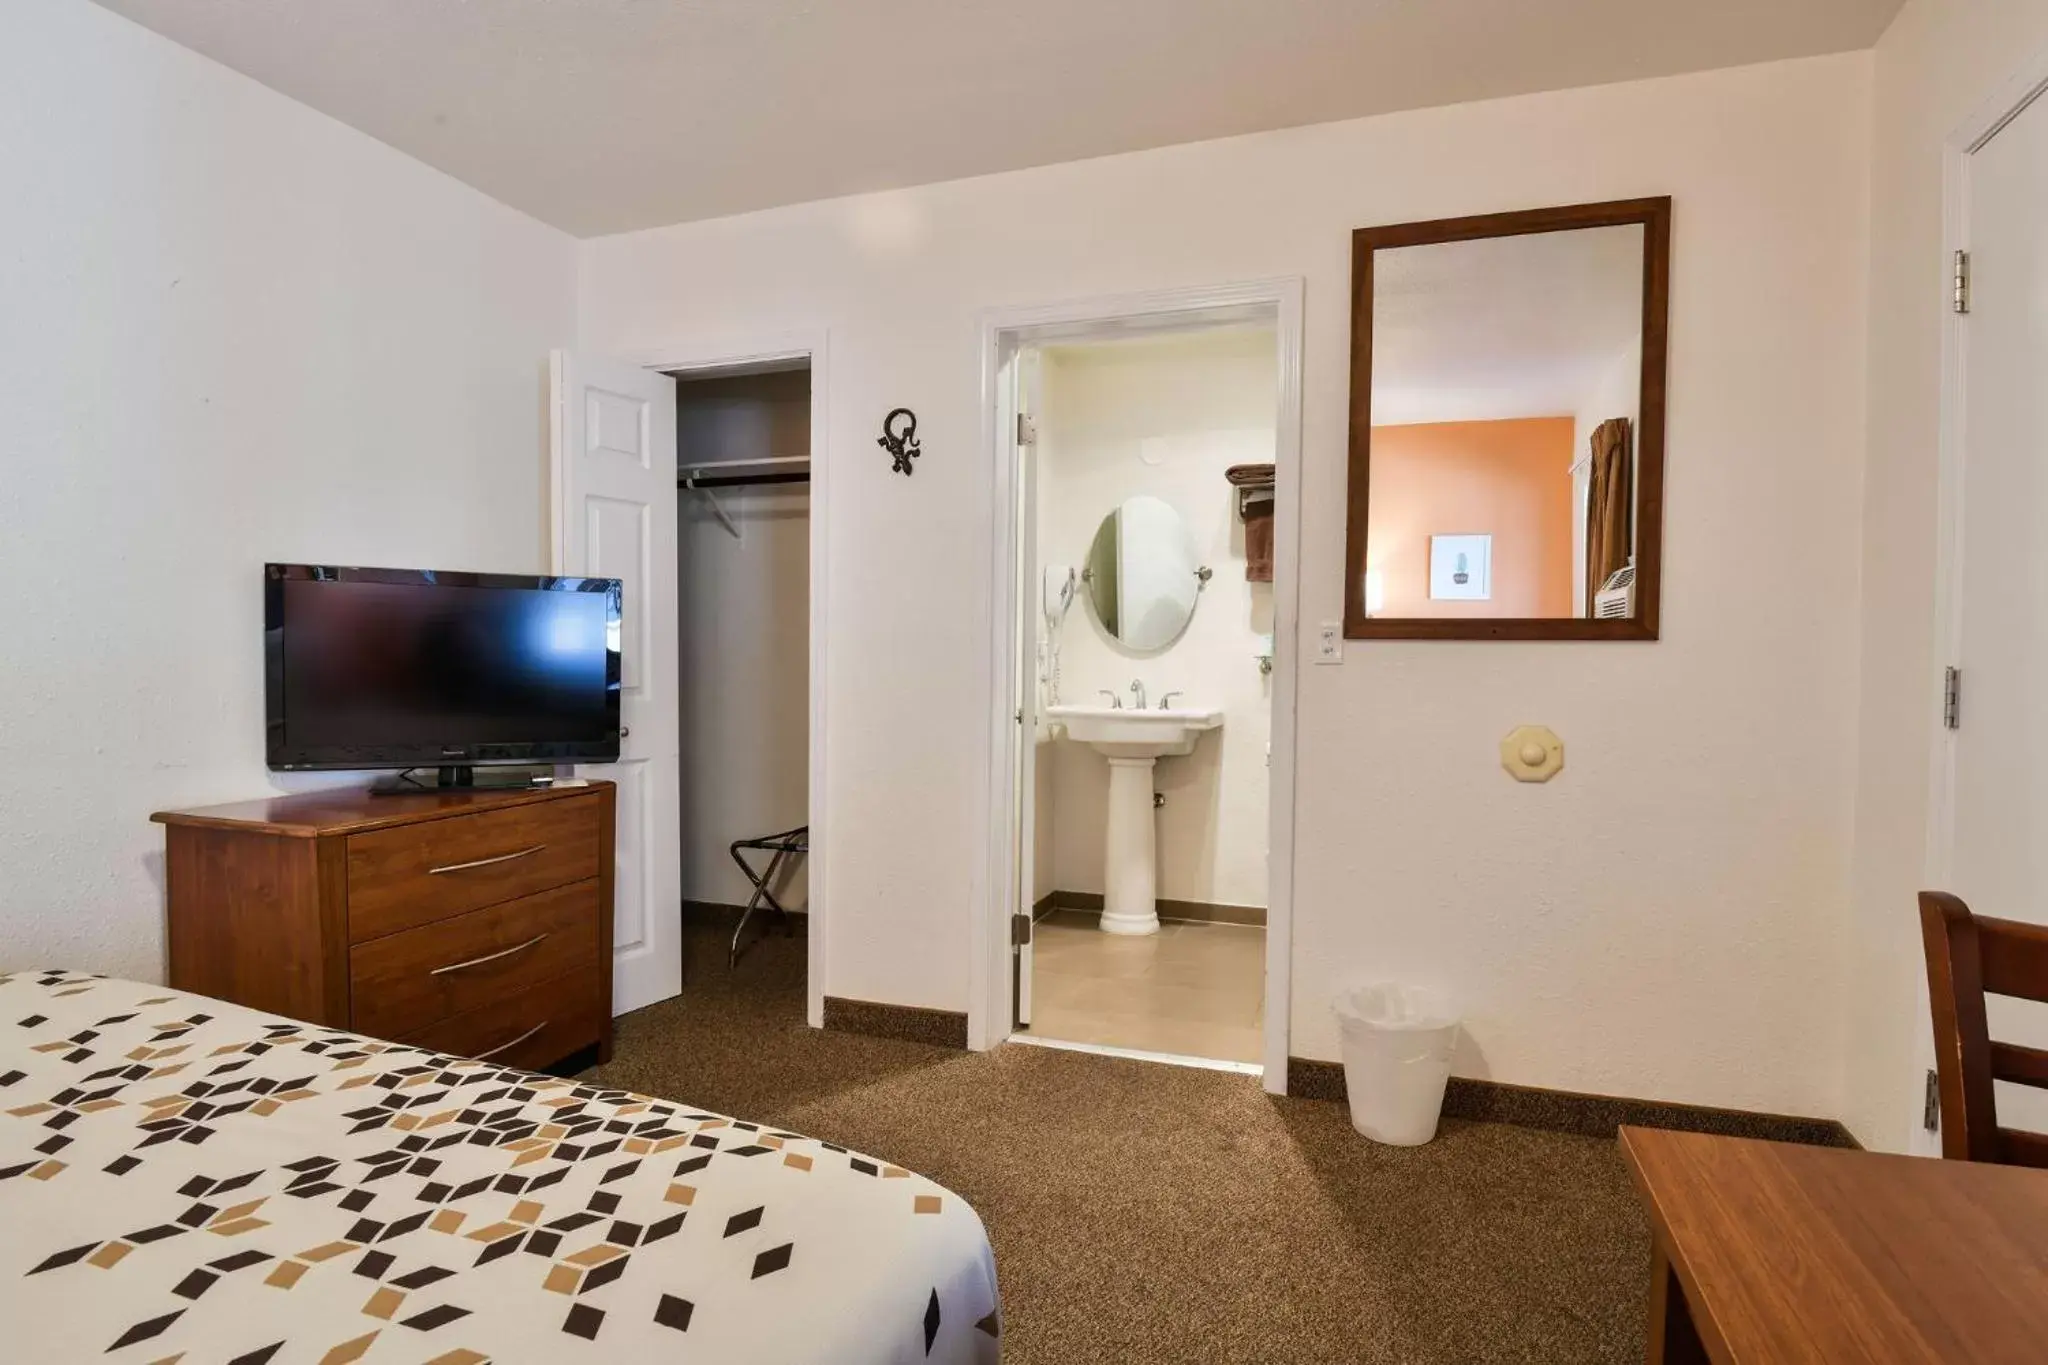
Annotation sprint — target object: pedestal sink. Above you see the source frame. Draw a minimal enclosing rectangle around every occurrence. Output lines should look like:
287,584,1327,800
1045,704,1224,935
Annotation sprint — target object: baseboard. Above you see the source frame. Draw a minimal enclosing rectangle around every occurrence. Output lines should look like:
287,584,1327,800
822,996,969,1050
1284,1058,1858,1149
1041,890,1266,928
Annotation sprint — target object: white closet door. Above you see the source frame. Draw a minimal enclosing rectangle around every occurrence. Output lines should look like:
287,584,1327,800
550,350,681,1016
1949,90,2048,1132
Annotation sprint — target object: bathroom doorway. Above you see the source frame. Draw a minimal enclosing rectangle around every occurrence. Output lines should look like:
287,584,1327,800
974,282,1304,1085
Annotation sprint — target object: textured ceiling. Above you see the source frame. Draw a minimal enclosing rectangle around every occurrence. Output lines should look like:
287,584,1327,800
93,0,1902,237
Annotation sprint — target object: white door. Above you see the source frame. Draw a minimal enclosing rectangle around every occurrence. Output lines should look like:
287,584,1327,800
550,350,682,1016
1946,88,2048,1132
1012,346,1042,1029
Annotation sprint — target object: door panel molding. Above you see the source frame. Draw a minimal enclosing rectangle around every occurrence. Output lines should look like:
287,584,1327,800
550,349,681,1016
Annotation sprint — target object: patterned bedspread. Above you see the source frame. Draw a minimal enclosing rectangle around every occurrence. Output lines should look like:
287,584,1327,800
0,972,1000,1363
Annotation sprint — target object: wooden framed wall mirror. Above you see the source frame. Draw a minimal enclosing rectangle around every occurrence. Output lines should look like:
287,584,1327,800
1345,197,1670,640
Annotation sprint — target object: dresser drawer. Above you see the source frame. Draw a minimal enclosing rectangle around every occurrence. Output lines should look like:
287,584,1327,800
402,971,604,1071
348,880,600,1041
346,794,602,942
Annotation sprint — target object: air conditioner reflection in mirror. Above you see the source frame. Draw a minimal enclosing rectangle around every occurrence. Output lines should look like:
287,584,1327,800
1593,562,1636,620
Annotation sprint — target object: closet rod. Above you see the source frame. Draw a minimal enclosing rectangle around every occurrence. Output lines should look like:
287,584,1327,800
683,455,809,471
677,455,811,490
682,471,808,489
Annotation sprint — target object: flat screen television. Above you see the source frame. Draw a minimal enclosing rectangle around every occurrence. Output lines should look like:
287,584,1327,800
265,563,622,775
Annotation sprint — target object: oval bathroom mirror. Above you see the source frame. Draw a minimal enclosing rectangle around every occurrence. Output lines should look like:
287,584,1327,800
1084,494,1207,652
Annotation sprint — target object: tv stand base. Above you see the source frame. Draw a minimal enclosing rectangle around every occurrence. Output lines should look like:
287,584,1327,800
368,766,556,794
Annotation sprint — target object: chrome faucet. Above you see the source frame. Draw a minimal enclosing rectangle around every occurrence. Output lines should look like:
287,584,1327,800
1158,691,1183,710
1097,689,1123,710
1129,679,1147,709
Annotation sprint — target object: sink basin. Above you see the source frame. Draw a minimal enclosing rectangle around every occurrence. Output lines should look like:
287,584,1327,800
1044,705,1224,759
1044,703,1223,935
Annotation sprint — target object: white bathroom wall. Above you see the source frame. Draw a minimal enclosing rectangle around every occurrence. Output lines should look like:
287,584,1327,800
1841,0,2048,1152
0,0,577,979
579,52,1870,1118
1032,735,1059,909
675,370,811,909
1036,329,1276,911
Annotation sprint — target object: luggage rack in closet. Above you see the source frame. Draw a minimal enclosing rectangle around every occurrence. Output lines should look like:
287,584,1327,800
679,456,810,538
728,823,808,967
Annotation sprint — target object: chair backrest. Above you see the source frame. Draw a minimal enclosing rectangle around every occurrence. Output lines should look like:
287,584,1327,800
1919,890,2048,1167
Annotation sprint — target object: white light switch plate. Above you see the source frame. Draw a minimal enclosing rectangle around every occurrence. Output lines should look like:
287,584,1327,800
1316,621,1343,664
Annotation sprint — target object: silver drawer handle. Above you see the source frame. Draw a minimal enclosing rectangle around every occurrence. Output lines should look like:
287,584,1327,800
475,1021,549,1060
429,933,549,977
429,844,545,876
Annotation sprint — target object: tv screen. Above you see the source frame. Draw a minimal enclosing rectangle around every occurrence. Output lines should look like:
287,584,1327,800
265,564,622,771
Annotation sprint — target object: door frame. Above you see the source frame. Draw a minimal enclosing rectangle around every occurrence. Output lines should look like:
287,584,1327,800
969,279,1306,1092
626,328,832,1030
1923,48,2048,1152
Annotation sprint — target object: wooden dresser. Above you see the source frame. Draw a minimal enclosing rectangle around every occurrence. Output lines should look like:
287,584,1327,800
153,782,614,1070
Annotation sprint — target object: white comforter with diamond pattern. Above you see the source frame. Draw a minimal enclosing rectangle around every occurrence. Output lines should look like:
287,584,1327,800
0,972,1000,1363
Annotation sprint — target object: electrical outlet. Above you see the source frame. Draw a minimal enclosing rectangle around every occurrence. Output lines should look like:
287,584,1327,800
1316,621,1343,665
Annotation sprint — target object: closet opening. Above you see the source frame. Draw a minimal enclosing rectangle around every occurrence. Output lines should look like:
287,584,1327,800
669,360,813,1000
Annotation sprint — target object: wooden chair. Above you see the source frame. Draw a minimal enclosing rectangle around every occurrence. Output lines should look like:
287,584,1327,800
1919,890,2048,1167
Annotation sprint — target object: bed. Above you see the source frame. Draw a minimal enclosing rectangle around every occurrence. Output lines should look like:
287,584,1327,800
0,971,1000,1363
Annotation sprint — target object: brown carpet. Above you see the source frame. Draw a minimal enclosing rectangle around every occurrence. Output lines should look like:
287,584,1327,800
583,919,1652,1364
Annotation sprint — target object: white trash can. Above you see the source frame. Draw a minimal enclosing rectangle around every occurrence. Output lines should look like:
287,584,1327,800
1333,984,1460,1146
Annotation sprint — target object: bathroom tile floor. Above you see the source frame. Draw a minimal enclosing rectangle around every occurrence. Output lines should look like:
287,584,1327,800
1026,909,1264,1062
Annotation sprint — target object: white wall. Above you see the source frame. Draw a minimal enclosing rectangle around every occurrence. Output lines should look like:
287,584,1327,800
675,370,811,909
582,52,1872,1116
0,0,577,979
1036,329,1275,911
1842,0,2048,1152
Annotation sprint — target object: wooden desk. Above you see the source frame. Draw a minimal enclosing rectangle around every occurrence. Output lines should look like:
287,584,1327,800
1619,1125,2048,1364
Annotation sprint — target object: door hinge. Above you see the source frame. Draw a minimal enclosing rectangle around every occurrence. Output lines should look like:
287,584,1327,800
1016,413,1037,446
1953,250,1970,314
1944,666,1962,730
1924,1068,1941,1132
1010,913,1033,947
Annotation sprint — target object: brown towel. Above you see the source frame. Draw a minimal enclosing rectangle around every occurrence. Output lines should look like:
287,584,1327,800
1226,464,1277,583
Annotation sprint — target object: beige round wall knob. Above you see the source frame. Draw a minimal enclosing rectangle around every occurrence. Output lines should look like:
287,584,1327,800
1501,725,1564,783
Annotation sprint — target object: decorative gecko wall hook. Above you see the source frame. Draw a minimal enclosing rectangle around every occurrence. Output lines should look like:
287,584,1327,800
878,408,920,476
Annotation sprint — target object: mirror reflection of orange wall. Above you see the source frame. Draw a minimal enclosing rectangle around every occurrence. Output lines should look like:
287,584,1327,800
1366,418,1575,618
